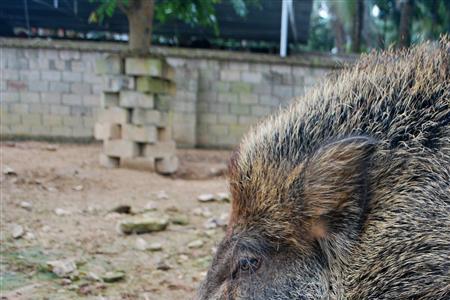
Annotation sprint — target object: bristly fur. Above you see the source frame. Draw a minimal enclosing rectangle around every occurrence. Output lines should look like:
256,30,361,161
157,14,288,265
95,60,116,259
225,38,450,297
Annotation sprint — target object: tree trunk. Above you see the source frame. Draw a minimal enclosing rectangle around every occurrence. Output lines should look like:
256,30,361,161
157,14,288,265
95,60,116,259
124,0,155,53
351,0,364,53
333,18,346,53
398,0,413,48
329,3,346,53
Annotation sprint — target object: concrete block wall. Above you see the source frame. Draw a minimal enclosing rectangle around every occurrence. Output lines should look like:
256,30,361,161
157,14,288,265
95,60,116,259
1,47,103,139
1,38,353,148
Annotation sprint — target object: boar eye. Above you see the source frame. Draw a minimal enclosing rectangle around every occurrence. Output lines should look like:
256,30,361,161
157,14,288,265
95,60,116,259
238,257,260,272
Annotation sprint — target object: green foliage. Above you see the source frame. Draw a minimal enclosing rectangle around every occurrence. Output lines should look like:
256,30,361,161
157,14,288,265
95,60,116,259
89,0,129,23
90,0,259,36
154,0,221,35
308,0,449,54
302,1,334,52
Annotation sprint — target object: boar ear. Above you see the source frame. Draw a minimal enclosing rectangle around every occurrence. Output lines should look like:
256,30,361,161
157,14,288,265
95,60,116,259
302,136,376,237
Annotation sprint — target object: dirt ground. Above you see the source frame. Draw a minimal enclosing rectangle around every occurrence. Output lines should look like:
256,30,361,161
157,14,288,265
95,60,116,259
0,142,232,300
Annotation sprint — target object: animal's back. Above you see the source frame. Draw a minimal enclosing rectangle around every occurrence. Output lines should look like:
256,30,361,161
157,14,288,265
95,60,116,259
242,39,450,166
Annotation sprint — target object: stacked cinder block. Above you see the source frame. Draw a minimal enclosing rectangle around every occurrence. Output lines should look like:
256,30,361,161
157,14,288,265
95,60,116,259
95,55,178,174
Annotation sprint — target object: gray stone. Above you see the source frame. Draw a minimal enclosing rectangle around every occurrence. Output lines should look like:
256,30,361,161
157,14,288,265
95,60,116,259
118,214,169,234
187,239,204,249
47,259,77,278
19,201,32,211
135,237,149,251
12,224,24,239
155,155,179,174
215,192,231,202
148,242,163,251
101,271,125,283
54,208,71,216
170,214,189,225
198,193,215,202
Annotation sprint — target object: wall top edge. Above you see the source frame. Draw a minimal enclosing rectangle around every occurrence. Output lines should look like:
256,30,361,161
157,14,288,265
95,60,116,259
0,38,357,68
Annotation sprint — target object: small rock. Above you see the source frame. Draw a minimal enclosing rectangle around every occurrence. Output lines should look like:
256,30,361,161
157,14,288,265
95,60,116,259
156,190,169,200
61,278,72,285
42,225,51,232
203,218,218,229
72,185,83,191
187,239,204,249
178,254,189,262
12,224,24,239
165,206,179,213
47,259,77,278
110,205,132,214
192,207,212,218
46,186,58,192
86,205,101,214
3,165,17,176
217,213,229,226
54,208,71,216
144,201,158,211
148,242,163,252
156,260,171,271
208,164,227,177
85,272,102,282
105,212,122,220
170,214,189,226
135,237,149,251
197,194,215,202
101,271,125,283
19,201,32,211
66,284,79,291
45,145,59,151
24,232,35,240
205,229,216,238
215,192,231,202
118,214,169,234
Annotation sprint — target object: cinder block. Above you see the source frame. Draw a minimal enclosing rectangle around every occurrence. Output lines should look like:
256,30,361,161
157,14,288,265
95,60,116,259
98,107,130,124
125,57,174,80
136,77,176,95
241,71,262,83
62,72,82,82
103,75,135,92
155,155,179,174
220,70,240,81
100,92,120,108
122,124,157,143
94,123,121,140
99,153,120,168
143,141,176,158
119,91,154,108
120,157,155,172
95,55,124,75
157,127,172,141
230,82,252,94
70,83,91,95
131,108,162,126
103,140,140,158
154,96,170,111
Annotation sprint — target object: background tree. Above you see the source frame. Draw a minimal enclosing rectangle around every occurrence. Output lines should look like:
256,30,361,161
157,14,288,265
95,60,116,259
307,0,449,54
352,0,364,52
90,0,258,53
398,0,413,47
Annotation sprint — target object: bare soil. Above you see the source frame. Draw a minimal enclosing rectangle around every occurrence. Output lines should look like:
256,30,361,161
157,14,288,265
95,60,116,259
0,142,231,300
